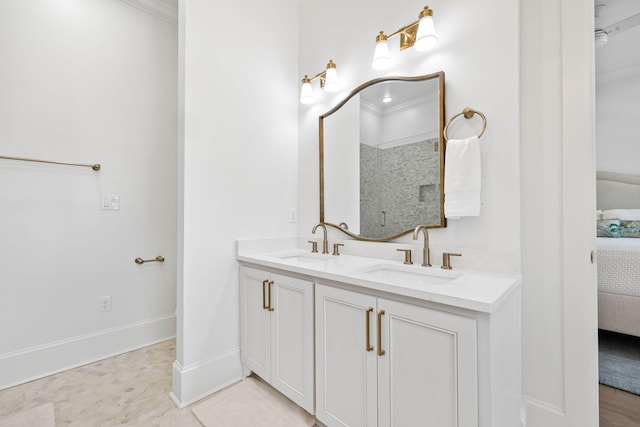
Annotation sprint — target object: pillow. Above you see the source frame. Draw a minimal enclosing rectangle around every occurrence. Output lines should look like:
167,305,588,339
597,219,624,237
597,219,621,238
602,209,640,220
620,220,640,238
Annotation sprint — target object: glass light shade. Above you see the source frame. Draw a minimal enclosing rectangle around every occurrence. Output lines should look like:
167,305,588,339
415,15,438,52
371,39,392,70
323,66,340,92
300,81,315,104
595,29,608,49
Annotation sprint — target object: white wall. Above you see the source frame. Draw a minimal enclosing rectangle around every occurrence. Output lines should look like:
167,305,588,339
381,95,439,146
522,0,638,423
0,0,178,388
0,0,598,422
360,100,383,146
594,4,640,175
300,0,599,425
596,71,640,175
299,0,521,271
172,0,299,406
521,0,598,424
323,97,360,232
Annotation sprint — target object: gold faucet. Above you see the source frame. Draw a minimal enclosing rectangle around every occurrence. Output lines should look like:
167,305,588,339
442,252,462,269
412,225,431,267
396,248,413,265
312,223,330,254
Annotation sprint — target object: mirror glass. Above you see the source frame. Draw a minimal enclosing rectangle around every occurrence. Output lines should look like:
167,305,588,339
320,72,445,241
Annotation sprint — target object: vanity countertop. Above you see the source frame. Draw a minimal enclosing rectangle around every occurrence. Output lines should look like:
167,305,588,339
237,239,520,313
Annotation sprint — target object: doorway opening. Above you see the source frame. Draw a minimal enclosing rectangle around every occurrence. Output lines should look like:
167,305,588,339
594,0,640,424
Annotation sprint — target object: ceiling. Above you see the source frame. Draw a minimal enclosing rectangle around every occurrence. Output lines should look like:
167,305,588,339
360,78,439,112
595,0,640,77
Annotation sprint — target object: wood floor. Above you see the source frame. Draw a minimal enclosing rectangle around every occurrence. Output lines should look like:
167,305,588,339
600,384,640,426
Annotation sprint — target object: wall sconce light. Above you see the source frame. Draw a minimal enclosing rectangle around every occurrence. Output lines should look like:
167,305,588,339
594,29,608,48
299,60,341,104
371,5,438,70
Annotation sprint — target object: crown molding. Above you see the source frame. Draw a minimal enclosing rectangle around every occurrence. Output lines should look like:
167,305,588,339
360,93,437,116
119,0,178,26
596,62,640,83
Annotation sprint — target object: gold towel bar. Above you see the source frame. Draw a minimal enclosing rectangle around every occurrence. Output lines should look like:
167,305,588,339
0,155,100,171
443,107,487,141
135,256,165,264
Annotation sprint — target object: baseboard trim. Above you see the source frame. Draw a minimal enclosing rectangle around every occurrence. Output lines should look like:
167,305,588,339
170,348,242,408
0,314,176,390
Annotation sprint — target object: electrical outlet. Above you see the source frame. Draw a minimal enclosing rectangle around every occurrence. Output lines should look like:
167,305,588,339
289,208,297,223
99,296,111,312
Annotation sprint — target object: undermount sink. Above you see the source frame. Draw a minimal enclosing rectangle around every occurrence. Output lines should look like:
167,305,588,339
360,264,461,286
273,252,331,263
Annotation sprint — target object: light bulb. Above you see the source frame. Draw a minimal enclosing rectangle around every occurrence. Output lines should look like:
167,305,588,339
299,77,315,104
415,7,438,52
372,31,392,70
323,60,340,92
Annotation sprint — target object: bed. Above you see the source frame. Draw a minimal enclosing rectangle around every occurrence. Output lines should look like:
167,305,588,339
596,171,640,338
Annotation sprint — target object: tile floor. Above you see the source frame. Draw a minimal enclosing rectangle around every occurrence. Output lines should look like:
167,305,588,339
0,339,202,426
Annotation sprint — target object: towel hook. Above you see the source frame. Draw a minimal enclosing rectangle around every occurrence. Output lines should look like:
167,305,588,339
444,107,487,141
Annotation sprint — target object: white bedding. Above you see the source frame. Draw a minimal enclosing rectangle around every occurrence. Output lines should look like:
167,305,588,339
597,237,640,297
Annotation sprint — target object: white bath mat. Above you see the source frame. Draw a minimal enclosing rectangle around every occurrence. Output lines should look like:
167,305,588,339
0,402,56,427
192,377,315,427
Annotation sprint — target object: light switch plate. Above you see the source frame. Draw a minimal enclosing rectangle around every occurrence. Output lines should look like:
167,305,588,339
99,296,111,311
102,194,120,210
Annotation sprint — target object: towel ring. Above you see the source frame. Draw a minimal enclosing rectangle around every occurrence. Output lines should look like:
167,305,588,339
444,107,487,141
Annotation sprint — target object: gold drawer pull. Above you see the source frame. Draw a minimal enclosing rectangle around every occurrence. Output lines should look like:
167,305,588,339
267,280,275,312
365,307,374,352
377,310,385,356
262,280,269,310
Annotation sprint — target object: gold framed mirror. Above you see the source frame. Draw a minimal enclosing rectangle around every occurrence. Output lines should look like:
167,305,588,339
319,72,445,241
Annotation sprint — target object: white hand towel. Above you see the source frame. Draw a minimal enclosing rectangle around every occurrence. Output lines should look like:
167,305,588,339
444,136,481,217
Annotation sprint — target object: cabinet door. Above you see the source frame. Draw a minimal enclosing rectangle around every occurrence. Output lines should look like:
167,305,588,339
377,298,478,427
239,266,271,381
270,273,315,413
316,284,378,427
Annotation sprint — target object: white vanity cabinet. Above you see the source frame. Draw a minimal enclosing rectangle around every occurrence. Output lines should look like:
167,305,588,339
237,241,521,426
239,265,314,413
315,283,478,427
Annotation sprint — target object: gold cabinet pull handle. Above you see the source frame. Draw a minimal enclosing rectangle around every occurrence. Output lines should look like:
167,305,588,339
267,280,275,312
365,307,374,352
377,310,385,356
262,280,269,310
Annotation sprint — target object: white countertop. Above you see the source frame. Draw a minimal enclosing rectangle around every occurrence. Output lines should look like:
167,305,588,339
237,239,520,313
